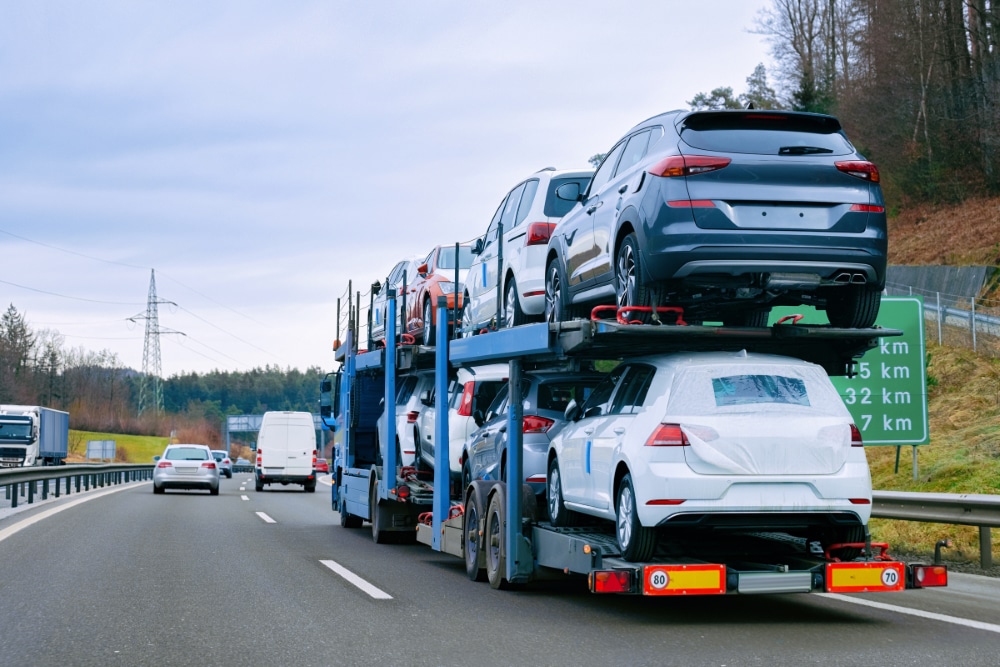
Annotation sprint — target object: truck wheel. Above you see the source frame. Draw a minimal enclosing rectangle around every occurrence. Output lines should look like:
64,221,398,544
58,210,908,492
616,474,656,562
305,482,316,493
825,286,881,328
339,494,362,529
547,458,576,527
485,488,508,590
371,483,393,544
464,483,488,582
503,278,525,329
615,234,652,323
255,477,264,492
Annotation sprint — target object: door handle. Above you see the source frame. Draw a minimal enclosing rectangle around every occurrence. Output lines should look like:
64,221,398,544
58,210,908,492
499,426,507,433
618,184,628,194
614,427,626,435
586,202,603,215
584,428,594,435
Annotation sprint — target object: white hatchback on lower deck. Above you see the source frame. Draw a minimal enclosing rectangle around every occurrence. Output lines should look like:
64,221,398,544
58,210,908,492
546,350,871,562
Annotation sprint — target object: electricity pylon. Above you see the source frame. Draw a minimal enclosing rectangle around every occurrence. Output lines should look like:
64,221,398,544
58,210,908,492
130,269,181,415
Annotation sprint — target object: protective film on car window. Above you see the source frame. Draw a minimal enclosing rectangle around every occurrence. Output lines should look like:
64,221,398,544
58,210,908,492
711,374,809,407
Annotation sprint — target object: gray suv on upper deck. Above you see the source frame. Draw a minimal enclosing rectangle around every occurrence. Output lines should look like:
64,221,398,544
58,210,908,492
544,109,887,328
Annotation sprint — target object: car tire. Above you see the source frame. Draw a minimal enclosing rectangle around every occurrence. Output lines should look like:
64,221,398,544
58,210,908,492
544,258,571,323
210,485,220,496
422,298,436,346
485,488,508,590
153,484,164,494
832,524,867,561
461,459,472,494
459,292,475,338
226,470,233,479
305,482,316,493
339,493,362,529
255,477,264,492
616,473,657,562
615,233,652,323
826,286,881,328
503,278,525,329
414,431,431,472
464,483,488,582
547,458,576,527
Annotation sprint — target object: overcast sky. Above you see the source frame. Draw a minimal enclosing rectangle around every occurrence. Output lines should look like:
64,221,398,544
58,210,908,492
0,1,772,377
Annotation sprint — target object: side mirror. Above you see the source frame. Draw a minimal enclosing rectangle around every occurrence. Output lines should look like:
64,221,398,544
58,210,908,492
472,237,484,255
320,405,331,418
417,262,430,276
473,408,485,427
419,389,432,407
555,182,582,202
320,379,331,393
563,399,582,422
152,455,161,462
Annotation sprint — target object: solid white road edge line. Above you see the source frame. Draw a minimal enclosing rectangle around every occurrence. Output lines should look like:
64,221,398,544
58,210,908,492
320,559,393,600
0,482,140,544
819,593,1000,634
255,512,276,524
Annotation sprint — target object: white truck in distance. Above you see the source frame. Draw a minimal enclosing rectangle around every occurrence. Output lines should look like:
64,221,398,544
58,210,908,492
0,405,70,467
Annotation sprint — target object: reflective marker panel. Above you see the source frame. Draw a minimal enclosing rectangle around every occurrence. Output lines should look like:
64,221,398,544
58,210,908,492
826,562,905,593
643,564,726,596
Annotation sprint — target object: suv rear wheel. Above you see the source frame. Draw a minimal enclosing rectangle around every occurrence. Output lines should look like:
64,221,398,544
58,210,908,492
544,259,570,323
615,234,652,323
825,286,881,328
503,279,525,329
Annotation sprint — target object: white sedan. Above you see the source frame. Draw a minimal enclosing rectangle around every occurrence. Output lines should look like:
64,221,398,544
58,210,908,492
546,350,871,562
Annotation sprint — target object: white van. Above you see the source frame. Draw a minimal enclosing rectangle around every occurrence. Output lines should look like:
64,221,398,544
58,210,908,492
254,411,317,492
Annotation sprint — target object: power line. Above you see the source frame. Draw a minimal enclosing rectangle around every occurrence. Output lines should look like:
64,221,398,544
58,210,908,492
0,277,146,305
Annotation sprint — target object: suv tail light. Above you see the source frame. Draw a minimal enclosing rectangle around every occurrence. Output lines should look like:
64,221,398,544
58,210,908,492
523,415,555,434
525,222,556,246
849,203,885,213
648,155,731,178
835,160,880,182
645,424,690,446
456,382,475,417
850,424,864,447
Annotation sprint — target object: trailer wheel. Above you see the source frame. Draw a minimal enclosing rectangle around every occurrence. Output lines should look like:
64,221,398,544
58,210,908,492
464,483,488,582
547,458,576,527
339,494,362,529
371,483,393,544
616,474,656,562
485,488,508,589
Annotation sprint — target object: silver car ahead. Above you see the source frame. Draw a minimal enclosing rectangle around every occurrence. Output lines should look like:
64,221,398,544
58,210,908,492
153,444,220,495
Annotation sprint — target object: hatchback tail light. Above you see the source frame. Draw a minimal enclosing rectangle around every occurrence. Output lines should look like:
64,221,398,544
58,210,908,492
523,415,555,434
157,461,172,468
525,222,556,246
202,461,217,469
835,160,880,182
850,424,864,447
406,410,420,423
645,424,690,446
648,155,731,178
456,382,475,417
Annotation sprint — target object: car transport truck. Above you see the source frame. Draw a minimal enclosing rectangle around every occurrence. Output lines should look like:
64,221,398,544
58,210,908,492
320,291,948,596
0,405,70,467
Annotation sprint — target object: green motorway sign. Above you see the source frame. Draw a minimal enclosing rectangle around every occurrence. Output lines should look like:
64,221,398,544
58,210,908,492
770,297,929,446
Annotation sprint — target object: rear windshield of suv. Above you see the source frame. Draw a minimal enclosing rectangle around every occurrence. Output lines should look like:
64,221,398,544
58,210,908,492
679,112,855,156
545,176,593,218
537,379,603,412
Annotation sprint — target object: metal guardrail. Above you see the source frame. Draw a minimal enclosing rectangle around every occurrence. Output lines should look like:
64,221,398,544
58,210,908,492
873,490,1000,568
0,464,154,510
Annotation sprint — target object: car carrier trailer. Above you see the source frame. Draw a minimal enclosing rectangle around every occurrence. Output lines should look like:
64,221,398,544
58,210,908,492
320,291,948,595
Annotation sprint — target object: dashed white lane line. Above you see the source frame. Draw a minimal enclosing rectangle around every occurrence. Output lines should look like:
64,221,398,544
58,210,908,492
255,511,276,524
320,559,393,600
819,593,1000,634
241,495,249,501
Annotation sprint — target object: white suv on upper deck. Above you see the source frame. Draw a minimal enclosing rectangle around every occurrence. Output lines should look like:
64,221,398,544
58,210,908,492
461,167,593,333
